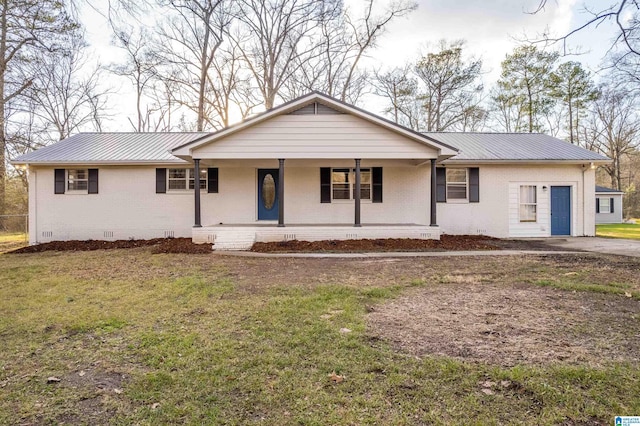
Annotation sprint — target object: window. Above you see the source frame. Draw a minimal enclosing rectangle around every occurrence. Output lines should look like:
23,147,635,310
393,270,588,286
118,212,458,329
168,168,207,191
446,168,467,200
67,169,88,191
519,185,537,222
331,168,371,200
599,197,611,213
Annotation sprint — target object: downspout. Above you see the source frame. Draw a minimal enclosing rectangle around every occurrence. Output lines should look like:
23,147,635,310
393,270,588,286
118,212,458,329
31,166,36,244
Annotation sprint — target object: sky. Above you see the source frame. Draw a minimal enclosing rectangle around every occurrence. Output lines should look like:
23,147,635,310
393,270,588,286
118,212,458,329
81,0,622,130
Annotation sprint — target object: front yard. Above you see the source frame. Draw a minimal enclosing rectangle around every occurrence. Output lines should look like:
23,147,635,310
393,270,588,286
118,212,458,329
597,221,640,240
1,248,639,424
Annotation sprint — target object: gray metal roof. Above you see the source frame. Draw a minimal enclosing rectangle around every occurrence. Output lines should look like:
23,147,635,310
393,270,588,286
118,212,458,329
428,132,609,162
13,132,210,164
14,130,610,165
596,185,624,193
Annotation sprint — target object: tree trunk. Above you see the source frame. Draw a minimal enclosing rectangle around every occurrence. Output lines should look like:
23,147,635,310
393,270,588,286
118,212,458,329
0,1,7,216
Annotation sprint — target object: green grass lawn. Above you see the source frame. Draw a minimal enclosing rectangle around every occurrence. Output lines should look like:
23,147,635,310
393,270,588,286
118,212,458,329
596,221,640,240
1,249,639,425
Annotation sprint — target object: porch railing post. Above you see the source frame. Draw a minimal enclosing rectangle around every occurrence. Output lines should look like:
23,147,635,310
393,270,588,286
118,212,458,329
354,159,361,227
194,159,202,228
430,158,437,226
278,158,285,227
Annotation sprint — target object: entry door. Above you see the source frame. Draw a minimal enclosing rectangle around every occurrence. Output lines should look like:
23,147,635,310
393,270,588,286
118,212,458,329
551,186,571,236
257,169,279,220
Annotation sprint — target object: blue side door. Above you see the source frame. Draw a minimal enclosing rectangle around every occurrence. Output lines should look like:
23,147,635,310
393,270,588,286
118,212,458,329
257,169,279,220
551,186,571,236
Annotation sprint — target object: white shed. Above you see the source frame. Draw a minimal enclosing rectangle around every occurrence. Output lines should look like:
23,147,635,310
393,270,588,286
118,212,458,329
595,186,624,224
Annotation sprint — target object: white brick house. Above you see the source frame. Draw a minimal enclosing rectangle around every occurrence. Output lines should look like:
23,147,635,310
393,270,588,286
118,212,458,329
13,92,610,250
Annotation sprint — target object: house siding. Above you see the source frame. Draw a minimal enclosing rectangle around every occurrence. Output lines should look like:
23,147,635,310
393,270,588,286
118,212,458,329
192,114,439,159
28,163,430,244
438,164,595,238
595,194,623,224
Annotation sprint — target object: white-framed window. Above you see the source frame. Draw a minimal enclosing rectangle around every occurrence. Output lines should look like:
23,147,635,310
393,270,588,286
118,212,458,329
332,168,371,200
168,168,207,191
599,197,611,213
519,185,537,222
67,169,88,192
446,168,468,200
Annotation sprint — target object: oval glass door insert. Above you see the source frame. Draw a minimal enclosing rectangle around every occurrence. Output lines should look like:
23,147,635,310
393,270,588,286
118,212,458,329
262,173,276,210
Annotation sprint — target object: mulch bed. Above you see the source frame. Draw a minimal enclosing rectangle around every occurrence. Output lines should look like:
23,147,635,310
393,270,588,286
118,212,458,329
8,235,569,255
250,234,501,253
9,238,211,254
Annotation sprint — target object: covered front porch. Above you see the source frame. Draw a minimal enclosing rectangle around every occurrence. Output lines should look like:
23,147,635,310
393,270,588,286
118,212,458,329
193,223,440,251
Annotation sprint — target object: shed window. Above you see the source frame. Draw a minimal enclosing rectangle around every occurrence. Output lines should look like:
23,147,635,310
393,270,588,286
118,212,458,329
67,169,88,191
599,197,611,213
446,169,467,200
332,168,371,200
168,168,207,191
519,185,537,222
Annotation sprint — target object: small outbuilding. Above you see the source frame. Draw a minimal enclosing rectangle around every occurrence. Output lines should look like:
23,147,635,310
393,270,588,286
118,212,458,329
595,185,624,224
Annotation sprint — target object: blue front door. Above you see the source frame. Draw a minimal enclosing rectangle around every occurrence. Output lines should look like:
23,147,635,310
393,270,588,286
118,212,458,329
257,169,279,220
551,186,571,235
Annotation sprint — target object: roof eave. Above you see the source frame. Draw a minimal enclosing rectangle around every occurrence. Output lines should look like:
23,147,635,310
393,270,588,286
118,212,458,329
12,159,190,166
440,159,611,165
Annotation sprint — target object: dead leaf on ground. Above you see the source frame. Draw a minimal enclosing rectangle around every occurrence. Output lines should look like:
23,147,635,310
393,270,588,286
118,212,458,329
46,377,61,384
625,292,633,298
328,371,345,383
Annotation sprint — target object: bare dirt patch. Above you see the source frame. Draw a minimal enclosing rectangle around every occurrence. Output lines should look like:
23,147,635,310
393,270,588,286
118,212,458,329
368,280,640,367
9,237,211,254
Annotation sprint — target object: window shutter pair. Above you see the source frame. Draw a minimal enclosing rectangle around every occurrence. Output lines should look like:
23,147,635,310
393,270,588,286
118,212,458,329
596,198,615,213
436,167,479,202
155,168,218,193
320,167,382,203
54,168,98,194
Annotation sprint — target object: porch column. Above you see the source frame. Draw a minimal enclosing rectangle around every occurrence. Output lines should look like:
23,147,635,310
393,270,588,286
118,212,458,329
193,158,202,228
278,158,285,227
354,159,361,227
430,158,437,226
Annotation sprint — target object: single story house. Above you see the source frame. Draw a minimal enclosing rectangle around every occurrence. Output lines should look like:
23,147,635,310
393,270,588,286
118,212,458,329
595,185,624,224
13,92,610,250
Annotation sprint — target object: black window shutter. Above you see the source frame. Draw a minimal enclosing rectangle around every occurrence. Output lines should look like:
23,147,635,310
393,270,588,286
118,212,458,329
436,168,446,202
88,169,99,194
610,197,614,213
372,167,383,203
156,168,167,193
208,168,219,193
320,168,331,203
54,169,65,194
469,167,479,203
596,198,600,213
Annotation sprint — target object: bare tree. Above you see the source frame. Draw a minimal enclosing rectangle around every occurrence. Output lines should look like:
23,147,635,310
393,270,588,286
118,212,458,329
584,84,640,190
154,0,230,131
232,0,340,109
26,34,110,141
373,66,424,130
532,1,639,57
286,0,416,104
0,0,79,214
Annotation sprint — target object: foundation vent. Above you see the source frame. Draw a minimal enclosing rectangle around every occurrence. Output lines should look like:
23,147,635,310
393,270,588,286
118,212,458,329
346,233,358,239
42,231,53,238
420,233,430,238
164,230,175,238
207,234,217,243
476,229,487,235
284,233,296,241
104,231,114,238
